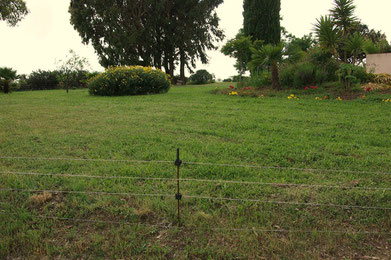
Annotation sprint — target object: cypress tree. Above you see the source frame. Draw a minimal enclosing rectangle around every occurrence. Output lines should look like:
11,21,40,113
243,0,281,44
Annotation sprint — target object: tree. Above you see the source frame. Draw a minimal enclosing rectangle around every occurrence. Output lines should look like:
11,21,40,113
314,16,341,58
0,67,18,94
284,34,315,63
243,0,281,45
221,31,263,81
69,0,224,81
189,69,214,85
56,49,91,93
249,43,284,90
0,0,28,26
345,32,365,65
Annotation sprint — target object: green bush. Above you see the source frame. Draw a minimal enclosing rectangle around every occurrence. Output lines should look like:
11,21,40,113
189,70,215,85
280,64,296,88
281,59,339,89
245,70,271,87
315,69,328,84
293,62,315,88
88,66,171,96
26,70,61,90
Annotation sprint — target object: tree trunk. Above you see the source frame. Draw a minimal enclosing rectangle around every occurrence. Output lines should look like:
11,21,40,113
179,49,186,85
4,81,10,94
271,63,281,90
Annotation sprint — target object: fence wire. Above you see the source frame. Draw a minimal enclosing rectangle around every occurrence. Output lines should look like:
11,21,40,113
0,188,171,198
1,156,391,175
1,188,390,211
1,171,390,191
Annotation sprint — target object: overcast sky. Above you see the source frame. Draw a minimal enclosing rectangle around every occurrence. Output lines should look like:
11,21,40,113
1,0,390,79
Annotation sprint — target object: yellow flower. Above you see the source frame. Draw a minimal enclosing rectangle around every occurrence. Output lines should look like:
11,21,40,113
258,95,265,98
229,91,238,96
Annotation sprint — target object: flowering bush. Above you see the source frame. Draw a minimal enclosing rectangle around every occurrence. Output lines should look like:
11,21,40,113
88,66,171,96
383,98,391,103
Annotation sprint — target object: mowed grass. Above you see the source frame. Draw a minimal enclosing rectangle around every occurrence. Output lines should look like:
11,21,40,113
0,83,391,258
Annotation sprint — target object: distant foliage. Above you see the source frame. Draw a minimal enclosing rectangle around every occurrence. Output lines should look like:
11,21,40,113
88,66,171,96
24,69,94,91
189,70,215,85
0,67,18,93
26,70,61,90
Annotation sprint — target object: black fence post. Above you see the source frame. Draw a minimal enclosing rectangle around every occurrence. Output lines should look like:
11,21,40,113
174,148,183,226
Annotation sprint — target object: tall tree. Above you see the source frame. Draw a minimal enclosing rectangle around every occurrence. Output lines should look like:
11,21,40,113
243,0,281,45
0,0,28,26
69,0,224,81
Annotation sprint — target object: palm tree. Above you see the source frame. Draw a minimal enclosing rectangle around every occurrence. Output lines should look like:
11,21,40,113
330,0,358,62
314,15,340,58
330,0,357,36
345,32,365,65
249,43,284,90
0,67,18,94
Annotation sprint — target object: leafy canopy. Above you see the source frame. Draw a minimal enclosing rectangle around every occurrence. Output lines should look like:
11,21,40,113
0,0,28,26
69,0,224,79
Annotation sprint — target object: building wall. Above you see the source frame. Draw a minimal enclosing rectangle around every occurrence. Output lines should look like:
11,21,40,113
366,53,391,74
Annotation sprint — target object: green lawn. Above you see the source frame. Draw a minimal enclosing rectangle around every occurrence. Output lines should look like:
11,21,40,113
1,84,391,258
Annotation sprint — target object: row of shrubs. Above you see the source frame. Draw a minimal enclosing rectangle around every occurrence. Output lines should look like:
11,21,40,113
1,70,99,91
1,66,172,96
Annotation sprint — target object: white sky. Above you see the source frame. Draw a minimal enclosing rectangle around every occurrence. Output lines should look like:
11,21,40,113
0,0,390,79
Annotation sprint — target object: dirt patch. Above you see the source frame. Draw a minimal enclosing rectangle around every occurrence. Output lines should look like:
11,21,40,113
29,192,53,206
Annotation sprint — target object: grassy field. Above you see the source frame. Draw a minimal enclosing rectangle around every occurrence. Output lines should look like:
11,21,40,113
1,83,391,259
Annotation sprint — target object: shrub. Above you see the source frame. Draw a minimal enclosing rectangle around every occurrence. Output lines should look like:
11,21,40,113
26,70,61,90
189,70,215,85
88,66,171,96
280,63,296,88
245,70,271,87
281,59,339,89
293,62,315,88
314,69,326,84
